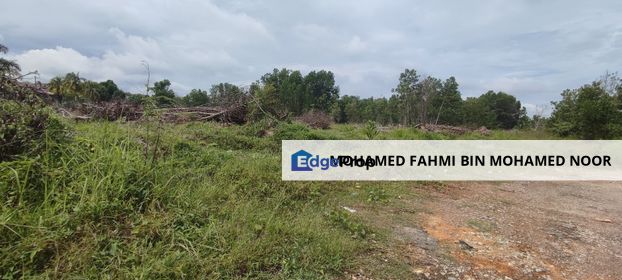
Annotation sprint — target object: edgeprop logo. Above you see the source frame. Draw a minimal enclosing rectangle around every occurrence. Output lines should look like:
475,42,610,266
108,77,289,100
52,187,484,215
291,150,339,171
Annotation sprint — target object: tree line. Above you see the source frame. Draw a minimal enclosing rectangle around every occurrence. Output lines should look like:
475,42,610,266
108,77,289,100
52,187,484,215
43,67,622,138
252,68,527,129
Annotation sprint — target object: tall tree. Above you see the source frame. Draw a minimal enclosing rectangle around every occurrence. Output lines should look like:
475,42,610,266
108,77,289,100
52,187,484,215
418,76,442,124
48,77,63,96
261,68,305,114
392,69,420,125
575,82,618,139
462,97,496,128
60,72,83,100
81,80,103,101
478,91,525,129
249,83,288,120
182,89,209,107
0,44,20,80
430,76,463,125
152,79,176,106
550,82,618,139
98,80,126,101
302,70,339,113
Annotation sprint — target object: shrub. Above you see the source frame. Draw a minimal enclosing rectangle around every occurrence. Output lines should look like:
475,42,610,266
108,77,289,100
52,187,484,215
549,80,622,139
362,120,379,139
272,122,324,141
0,98,68,162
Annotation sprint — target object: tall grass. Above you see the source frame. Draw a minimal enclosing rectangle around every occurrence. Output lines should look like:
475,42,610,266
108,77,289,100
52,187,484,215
0,122,365,279
0,120,559,278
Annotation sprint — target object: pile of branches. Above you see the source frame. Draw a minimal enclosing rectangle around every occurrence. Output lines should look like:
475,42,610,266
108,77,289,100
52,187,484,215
418,124,490,135
0,77,53,104
58,101,247,124
155,104,245,124
58,101,143,121
1,79,69,161
296,110,332,129
218,103,247,124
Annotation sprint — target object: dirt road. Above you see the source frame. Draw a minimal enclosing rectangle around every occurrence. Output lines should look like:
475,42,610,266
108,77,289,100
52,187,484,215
352,182,622,279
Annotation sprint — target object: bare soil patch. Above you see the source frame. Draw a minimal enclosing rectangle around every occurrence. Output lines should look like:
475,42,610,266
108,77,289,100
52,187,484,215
351,182,622,279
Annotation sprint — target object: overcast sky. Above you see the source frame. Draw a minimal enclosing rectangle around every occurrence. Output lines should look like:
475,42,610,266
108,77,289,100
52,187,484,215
2,0,621,114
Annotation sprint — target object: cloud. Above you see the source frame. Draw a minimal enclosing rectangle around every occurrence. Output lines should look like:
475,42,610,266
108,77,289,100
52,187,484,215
344,36,368,54
1,0,621,104
12,45,144,89
4,0,275,93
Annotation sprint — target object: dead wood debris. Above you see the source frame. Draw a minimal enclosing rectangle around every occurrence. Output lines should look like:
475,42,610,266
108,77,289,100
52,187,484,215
418,124,491,135
57,102,247,124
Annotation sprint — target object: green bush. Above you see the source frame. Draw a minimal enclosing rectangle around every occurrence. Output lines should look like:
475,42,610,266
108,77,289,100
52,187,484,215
272,122,325,141
549,81,622,139
362,120,379,139
0,99,68,161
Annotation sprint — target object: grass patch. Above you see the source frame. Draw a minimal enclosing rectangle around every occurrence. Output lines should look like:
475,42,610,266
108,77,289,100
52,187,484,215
0,119,558,278
0,121,366,279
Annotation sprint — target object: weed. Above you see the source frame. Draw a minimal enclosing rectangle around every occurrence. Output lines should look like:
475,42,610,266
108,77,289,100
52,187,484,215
366,187,389,202
362,120,379,140
327,209,369,239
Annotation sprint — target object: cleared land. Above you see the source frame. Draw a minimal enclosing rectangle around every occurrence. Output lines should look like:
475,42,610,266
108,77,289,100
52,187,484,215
349,181,622,279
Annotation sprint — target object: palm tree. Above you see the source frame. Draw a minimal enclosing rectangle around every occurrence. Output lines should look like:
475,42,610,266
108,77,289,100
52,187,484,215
48,77,63,95
60,72,83,99
0,43,21,79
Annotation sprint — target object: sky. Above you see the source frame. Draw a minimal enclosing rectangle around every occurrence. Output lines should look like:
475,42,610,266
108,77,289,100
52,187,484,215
1,0,621,114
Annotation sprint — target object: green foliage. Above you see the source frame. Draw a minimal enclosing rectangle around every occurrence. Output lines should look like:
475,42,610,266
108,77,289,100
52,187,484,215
0,44,20,79
0,43,575,278
36,61,551,132
550,80,622,139
46,74,127,102
478,91,525,129
327,209,369,239
365,187,388,202
0,99,67,161
362,120,379,140
272,122,325,142
248,83,288,121
333,95,399,125
303,70,340,112
97,80,127,101
461,91,526,129
387,69,527,128
392,68,420,125
260,68,306,115
463,97,496,128
151,79,176,107
126,93,149,105
260,68,339,115
39,64,536,131
182,88,209,107
0,45,68,162
430,76,463,125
